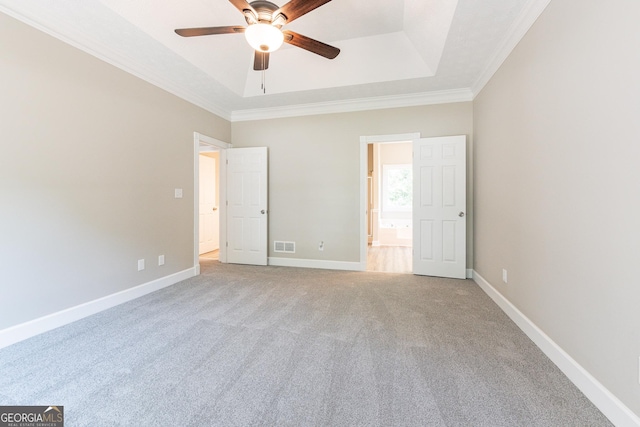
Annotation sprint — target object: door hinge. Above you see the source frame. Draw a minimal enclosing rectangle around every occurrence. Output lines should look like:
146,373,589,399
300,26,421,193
226,242,228,247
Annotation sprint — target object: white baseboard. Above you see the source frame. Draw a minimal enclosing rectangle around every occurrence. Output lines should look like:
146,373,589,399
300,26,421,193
268,257,362,271
0,267,198,350
472,271,640,427
268,258,472,277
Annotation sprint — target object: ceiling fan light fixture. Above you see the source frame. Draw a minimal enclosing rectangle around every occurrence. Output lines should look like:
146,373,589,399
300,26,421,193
245,23,284,52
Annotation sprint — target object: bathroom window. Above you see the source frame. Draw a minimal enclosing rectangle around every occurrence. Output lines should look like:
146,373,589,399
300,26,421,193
382,164,412,212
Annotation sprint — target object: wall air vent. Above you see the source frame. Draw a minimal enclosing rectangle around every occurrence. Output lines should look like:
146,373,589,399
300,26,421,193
274,241,295,253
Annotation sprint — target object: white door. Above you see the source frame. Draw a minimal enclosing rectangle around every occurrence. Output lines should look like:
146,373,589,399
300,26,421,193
226,147,268,265
199,155,219,254
413,136,466,279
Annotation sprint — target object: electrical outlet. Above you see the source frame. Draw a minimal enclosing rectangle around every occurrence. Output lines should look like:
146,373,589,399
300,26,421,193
138,259,145,271
174,188,183,198
502,269,508,283
319,241,324,251
158,255,165,266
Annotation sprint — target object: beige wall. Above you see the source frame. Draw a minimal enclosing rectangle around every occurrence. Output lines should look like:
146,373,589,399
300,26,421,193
473,0,640,417
0,12,230,330
379,141,412,164
200,151,221,207
231,103,473,265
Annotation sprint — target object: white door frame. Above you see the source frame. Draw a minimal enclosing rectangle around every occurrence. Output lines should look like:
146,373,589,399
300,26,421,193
194,132,231,273
359,132,421,271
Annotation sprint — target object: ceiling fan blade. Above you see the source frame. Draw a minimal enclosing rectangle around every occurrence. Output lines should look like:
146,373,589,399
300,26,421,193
254,51,270,70
175,26,245,37
275,0,332,23
283,30,340,59
229,0,259,23
229,0,257,15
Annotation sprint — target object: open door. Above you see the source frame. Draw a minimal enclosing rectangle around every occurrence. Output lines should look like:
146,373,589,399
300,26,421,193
226,147,268,265
413,136,466,279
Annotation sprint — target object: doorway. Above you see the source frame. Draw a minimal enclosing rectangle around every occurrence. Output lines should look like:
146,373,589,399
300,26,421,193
199,152,220,259
193,133,269,270
360,133,420,273
193,132,230,272
360,133,467,278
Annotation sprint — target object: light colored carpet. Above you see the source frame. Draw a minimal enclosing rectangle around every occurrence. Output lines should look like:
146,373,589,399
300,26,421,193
0,261,612,426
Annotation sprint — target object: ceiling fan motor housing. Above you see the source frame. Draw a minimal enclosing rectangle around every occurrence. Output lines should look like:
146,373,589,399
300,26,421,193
246,0,282,24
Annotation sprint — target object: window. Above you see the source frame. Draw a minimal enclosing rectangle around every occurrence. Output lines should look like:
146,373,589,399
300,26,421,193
382,164,412,212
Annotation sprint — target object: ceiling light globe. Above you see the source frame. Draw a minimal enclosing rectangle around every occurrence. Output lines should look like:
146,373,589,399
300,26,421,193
245,23,284,53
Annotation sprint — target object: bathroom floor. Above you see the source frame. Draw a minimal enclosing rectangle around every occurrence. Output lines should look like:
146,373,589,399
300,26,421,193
366,245,412,274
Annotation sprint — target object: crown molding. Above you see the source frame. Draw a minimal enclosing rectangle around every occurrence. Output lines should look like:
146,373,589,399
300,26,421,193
471,0,552,98
230,88,474,122
0,4,232,121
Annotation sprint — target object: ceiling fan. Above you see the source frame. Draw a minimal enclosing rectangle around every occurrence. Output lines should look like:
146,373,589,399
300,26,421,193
174,0,340,71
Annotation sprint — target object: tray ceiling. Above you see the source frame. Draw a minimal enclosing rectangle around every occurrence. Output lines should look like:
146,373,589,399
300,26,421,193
0,0,549,120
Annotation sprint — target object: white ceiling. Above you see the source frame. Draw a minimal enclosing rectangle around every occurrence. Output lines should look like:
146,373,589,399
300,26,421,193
0,0,550,120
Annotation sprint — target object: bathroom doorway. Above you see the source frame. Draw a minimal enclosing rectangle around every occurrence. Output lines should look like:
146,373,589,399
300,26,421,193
366,140,413,273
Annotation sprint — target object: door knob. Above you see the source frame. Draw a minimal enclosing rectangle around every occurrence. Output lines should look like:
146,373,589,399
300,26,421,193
212,207,218,211
459,212,465,217
261,210,266,214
